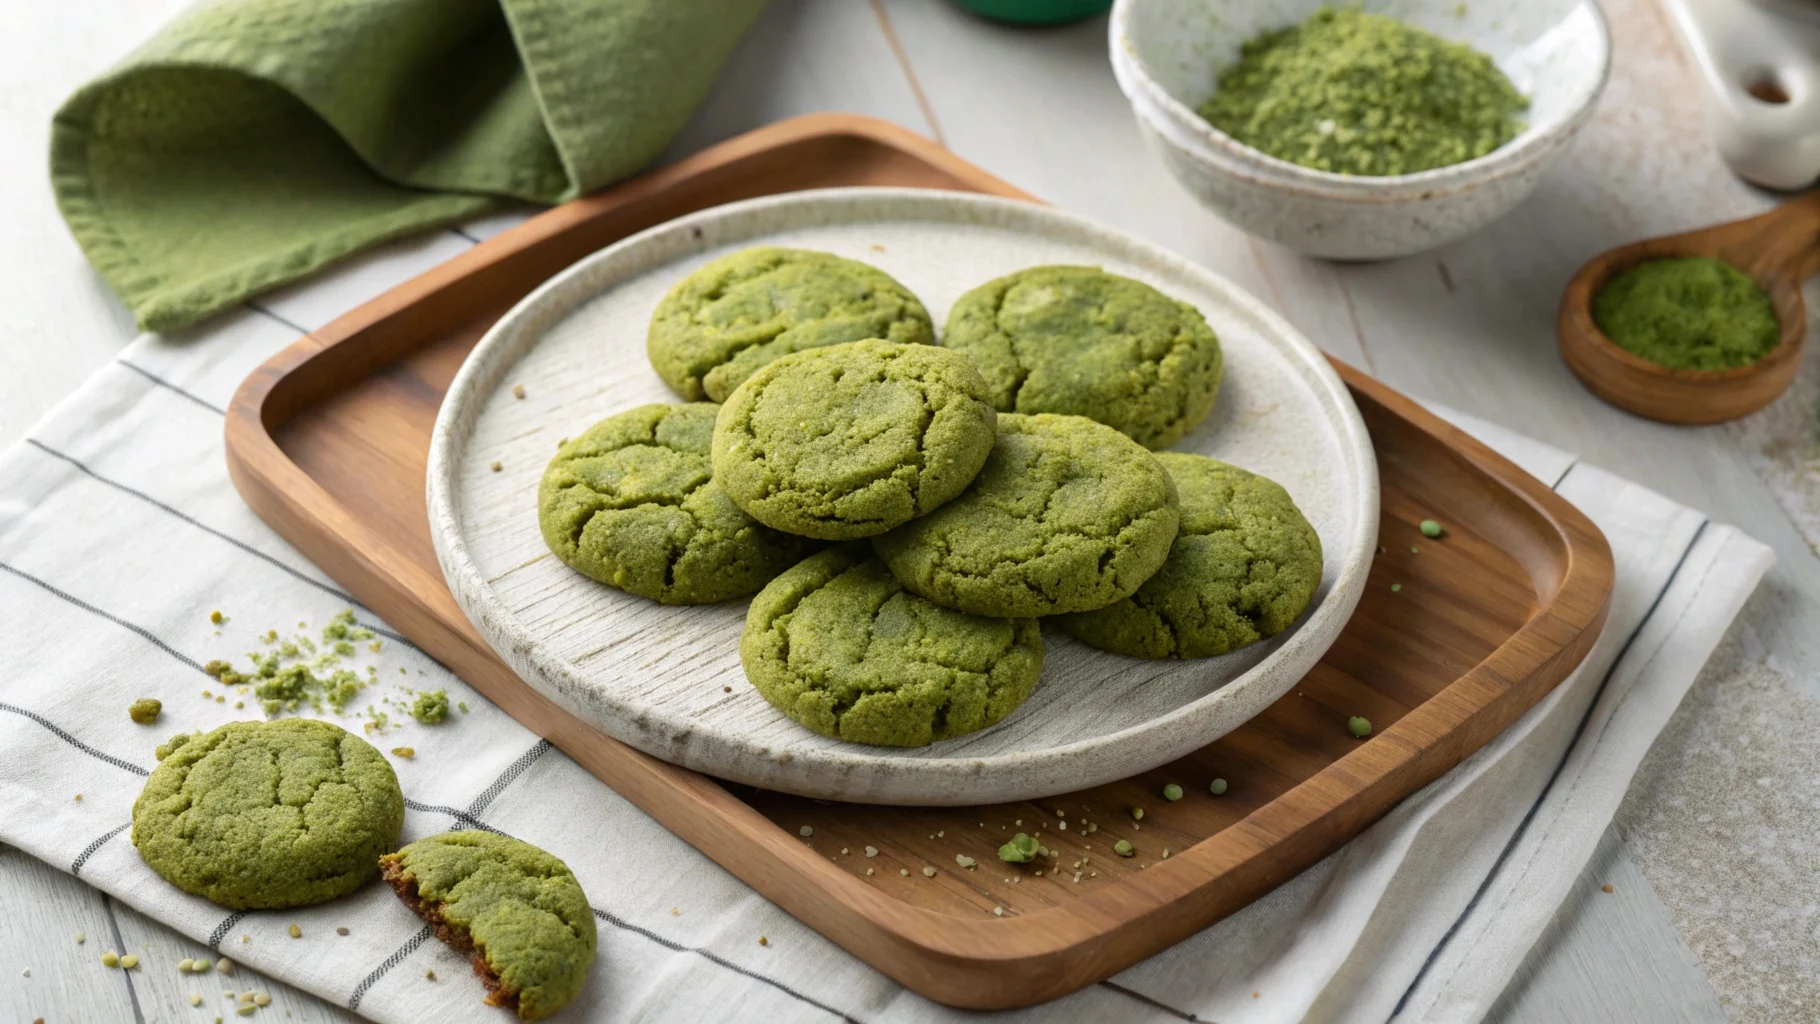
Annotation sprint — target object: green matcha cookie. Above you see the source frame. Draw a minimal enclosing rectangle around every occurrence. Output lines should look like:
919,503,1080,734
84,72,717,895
647,247,935,402
132,719,403,910
380,831,596,1022
872,413,1180,617
538,403,819,604
1057,454,1323,658
941,265,1223,449
713,340,997,540
741,544,1044,746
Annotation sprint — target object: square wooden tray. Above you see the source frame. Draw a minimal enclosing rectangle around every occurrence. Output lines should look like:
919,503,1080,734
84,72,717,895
225,114,1613,1010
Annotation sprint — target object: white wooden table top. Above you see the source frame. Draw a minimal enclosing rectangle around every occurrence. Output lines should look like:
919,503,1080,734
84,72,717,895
6,0,1815,1020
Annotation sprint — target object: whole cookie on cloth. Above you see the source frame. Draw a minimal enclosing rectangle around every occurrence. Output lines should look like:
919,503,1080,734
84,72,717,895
713,340,997,540
742,544,1044,746
132,719,403,910
647,246,935,402
537,403,819,604
1056,454,1323,658
380,831,596,1022
941,265,1223,449
872,413,1180,617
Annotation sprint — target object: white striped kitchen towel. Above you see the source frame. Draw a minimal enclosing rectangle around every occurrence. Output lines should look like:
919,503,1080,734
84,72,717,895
0,232,1770,1023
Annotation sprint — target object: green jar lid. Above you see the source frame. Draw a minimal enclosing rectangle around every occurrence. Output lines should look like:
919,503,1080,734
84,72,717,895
949,0,1113,26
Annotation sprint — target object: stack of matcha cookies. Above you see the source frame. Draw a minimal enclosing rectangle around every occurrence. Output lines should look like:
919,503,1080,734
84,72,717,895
537,246,1325,749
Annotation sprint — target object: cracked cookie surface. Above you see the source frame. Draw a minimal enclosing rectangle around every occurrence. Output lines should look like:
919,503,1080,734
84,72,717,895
872,413,1180,617
741,544,1043,746
537,403,819,604
132,719,403,909
1057,454,1322,658
941,265,1223,449
381,831,595,1022
647,247,935,402
713,340,997,540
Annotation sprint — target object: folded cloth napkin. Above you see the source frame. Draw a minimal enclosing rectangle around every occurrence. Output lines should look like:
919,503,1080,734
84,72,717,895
49,0,766,333
0,243,1770,1022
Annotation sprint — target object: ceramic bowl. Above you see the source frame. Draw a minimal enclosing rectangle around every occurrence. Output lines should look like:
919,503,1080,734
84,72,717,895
1108,0,1613,259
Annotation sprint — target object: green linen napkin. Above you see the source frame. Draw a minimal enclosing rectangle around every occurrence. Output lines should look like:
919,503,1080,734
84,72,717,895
50,0,767,333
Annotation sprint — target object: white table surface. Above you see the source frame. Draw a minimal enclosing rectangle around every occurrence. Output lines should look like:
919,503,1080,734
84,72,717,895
4,1,1815,1021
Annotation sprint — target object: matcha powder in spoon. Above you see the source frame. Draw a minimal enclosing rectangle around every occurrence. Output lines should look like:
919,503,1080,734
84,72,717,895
1198,7,1528,177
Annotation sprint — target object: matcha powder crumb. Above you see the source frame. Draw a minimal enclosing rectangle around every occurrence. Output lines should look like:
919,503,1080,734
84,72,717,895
1593,257,1780,371
1198,6,1527,176
128,698,162,724
409,689,450,724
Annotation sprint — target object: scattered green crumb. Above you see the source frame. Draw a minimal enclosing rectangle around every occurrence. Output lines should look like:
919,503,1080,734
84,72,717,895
263,630,278,644
368,640,382,653
1210,778,1229,796
101,951,119,967
128,698,162,724
194,958,212,972
1349,715,1373,738
191,994,204,1007
955,854,976,868
512,384,526,399
1391,583,1402,593
490,461,503,473
332,641,355,658
119,954,138,969
799,825,814,837
287,924,301,939
391,747,415,759
998,832,1040,863
236,1005,256,1017
1419,519,1443,538
922,866,937,878
1163,784,1183,802
1411,546,1419,554
209,610,226,625
76,931,84,944
1113,840,1134,857
279,641,299,658
458,701,469,714
409,689,450,725
1131,807,1144,820
254,663,362,716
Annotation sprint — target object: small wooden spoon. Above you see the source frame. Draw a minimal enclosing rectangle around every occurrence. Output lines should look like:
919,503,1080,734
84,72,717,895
1558,192,1820,425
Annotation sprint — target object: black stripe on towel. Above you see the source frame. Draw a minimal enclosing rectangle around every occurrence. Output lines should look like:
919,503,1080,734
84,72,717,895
23,439,419,651
0,701,149,777
346,926,434,1010
590,906,863,1023
116,360,227,416
70,822,133,876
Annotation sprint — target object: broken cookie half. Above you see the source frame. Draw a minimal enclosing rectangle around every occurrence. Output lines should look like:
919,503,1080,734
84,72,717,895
380,830,596,1021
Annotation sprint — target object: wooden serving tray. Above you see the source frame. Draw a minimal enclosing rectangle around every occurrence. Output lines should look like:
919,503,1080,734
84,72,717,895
225,114,1613,1010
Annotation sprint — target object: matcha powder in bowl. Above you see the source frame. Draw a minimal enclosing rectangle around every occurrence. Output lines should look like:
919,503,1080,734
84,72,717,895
1198,6,1528,177
1593,257,1781,371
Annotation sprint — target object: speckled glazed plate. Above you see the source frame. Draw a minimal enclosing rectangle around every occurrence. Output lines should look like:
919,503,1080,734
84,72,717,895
427,188,1377,805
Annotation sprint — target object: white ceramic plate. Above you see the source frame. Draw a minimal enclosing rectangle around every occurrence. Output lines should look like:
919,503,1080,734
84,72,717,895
428,188,1378,805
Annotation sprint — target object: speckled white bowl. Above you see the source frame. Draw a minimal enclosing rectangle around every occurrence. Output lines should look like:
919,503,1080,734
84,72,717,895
1109,0,1612,259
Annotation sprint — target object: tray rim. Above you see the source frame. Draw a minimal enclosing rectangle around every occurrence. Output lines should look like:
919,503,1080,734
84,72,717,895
223,113,1614,1010
424,183,1382,805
